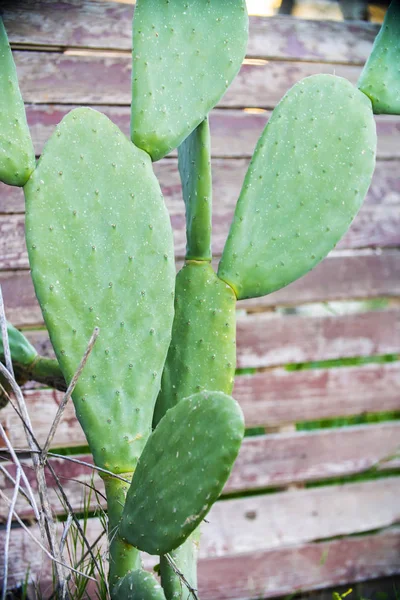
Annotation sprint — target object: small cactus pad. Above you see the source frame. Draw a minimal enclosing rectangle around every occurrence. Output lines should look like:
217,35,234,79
113,569,166,599
358,1,400,114
153,262,236,426
178,117,212,261
24,108,175,473
120,391,244,555
218,74,376,300
0,18,35,187
131,0,248,161
0,322,37,367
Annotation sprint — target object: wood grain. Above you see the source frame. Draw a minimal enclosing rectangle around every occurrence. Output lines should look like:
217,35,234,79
2,526,400,599
12,51,361,108
1,362,399,449
0,105,395,162
14,308,399,369
3,4,379,63
1,159,399,268
1,423,399,521
1,481,399,593
2,250,400,327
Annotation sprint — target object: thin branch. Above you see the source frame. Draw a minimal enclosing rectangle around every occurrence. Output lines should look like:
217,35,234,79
0,463,34,512
60,513,74,556
164,553,199,600
42,327,99,459
46,459,108,589
0,488,97,582
0,422,40,520
0,332,67,591
47,453,131,484
2,466,21,600
0,286,14,378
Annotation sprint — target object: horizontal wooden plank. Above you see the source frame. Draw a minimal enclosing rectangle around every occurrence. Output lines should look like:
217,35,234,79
1,362,399,450
235,361,400,428
0,105,396,164
3,524,400,599
1,159,399,269
197,528,400,600
2,423,399,520
1,479,399,593
13,308,400,369
3,3,379,64
12,51,361,107
236,308,400,369
2,250,400,327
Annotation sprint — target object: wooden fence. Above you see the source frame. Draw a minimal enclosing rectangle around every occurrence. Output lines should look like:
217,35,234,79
1,2,399,598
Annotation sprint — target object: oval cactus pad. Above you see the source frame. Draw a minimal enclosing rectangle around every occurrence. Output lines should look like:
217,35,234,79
131,0,248,161
0,18,35,186
24,108,175,473
358,0,400,114
218,74,376,300
120,391,244,555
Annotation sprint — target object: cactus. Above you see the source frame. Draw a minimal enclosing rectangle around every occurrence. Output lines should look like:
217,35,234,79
2,3,394,598
218,75,376,299
130,0,248,161
121,392,244,555
358,0,400,114
0,322,66,393
0,18,35,186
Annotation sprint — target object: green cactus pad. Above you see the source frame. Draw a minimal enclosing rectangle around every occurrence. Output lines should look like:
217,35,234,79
0,322,37,367
153,262,236,427
358,1,400,114
112,569,166,599
131,0,248,161
218,74,376,300
178,118,212,261
0,18,35,186
24,107,175,473
120,391,244,555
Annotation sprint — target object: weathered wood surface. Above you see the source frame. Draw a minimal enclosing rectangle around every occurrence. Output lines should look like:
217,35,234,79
12,51,361,108
3,4,379,64
0,105,396,162
12,308,399,370
1,484,399,594
1,362,399,448
2,250,400,328
1,159,399,269
2,423,399,520
3,525,400,599
197,527,400,600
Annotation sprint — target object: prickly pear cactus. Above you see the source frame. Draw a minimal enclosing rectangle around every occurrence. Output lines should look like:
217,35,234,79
153,261,236,426
120,391,244,555
218,74,377,299
113,569,166,600
131,0,248,161
358,0,400,114
25,107,175,474
0,18,35,186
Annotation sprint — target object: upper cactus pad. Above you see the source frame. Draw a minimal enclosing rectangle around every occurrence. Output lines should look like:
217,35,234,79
218,74,377,300
120,391,244,555
24,108,175,473
0,18,35,186
131,0,248,161
358,0,400,114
